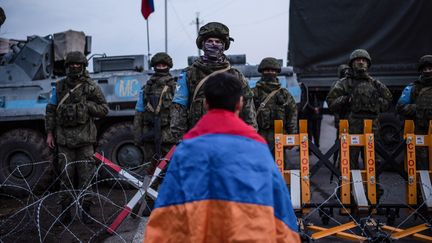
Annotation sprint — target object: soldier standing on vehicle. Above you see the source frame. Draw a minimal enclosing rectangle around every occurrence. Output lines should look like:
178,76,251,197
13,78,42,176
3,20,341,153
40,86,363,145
397,55,432,169
133,52,176,163
252,57,298,151
45,51,109,224
326,49,392,169
170,22,257,141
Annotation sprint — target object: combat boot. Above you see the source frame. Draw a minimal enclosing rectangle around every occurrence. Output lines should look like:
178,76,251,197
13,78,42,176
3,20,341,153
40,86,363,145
81,204,93,224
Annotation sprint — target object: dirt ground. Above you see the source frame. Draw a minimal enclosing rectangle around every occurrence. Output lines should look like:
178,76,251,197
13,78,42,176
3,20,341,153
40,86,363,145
0,185,145,243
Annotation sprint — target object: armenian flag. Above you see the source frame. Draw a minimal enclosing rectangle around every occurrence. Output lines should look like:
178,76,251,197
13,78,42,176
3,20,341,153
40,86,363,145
144,109,300,242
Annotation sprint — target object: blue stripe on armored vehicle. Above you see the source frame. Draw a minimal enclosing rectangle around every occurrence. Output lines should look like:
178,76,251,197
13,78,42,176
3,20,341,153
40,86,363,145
0,82,52,110
114,76,142,98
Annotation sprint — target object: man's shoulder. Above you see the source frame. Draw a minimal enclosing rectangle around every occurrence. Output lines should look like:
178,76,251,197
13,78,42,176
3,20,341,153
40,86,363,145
84,77,98,86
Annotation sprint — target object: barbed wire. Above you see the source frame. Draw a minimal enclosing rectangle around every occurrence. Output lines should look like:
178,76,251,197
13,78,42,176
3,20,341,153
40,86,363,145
1,154,431,242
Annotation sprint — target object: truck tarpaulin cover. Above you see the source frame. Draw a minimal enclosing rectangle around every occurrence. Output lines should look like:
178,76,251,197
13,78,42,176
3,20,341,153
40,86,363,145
289,0,432,73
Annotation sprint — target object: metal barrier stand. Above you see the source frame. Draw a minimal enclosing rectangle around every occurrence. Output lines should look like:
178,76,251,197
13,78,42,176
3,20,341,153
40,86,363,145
381,120,432,240
274,119,310,214
339,119,377,214
274,119,368,241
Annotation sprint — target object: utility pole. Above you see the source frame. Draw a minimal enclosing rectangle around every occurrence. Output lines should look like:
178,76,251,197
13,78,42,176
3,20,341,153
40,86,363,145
165,0,168,53
194,12,202,56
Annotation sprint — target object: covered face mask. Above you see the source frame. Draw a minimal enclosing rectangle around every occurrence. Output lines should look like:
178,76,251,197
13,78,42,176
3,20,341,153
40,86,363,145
202,41,225,61
154,67,170,73
352,61,368,74
422,66,432,77
66,64,84,79
261,73,278,82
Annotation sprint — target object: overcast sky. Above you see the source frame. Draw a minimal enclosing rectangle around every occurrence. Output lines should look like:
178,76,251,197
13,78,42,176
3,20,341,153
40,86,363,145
1,0,289,70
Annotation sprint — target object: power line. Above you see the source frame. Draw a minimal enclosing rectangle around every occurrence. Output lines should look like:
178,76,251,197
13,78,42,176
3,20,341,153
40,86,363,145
168,0,194,42
200,0,237,19
231,10,288,27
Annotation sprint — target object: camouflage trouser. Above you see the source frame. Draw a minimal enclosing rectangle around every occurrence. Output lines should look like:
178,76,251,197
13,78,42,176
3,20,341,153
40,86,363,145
57,145,95,206
258,129,275,152
348,116,380,170
415,128,429,170
143,142,175,212
143,142,174,161
143,142,175,174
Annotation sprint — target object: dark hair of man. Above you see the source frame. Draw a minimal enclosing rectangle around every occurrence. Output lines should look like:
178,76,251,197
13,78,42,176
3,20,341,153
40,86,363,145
204,72,243,112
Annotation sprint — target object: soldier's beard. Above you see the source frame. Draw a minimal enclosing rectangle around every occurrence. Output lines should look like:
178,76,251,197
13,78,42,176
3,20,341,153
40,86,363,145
202,42,225,62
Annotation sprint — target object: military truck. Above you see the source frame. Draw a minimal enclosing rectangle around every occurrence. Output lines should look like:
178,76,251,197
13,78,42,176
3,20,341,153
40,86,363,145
288,0,432,148
0,30,152,195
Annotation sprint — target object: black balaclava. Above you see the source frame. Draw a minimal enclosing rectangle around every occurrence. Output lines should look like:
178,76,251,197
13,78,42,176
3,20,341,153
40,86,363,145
261,72,278,82
352,61,368,78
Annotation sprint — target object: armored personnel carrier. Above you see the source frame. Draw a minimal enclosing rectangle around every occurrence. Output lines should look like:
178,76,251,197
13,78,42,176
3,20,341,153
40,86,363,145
0,30,151,195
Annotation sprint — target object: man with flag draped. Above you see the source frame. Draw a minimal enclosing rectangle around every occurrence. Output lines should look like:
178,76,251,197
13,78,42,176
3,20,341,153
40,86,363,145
144,72,300,242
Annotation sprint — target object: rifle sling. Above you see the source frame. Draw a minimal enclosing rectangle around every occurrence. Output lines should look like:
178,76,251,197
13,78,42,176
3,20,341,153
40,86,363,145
56,82,84,111
146,85,169,115
256,88,281,117
191,65,231,103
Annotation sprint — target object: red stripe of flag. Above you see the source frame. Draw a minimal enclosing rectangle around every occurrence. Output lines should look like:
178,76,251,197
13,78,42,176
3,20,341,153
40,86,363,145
141,0,155,20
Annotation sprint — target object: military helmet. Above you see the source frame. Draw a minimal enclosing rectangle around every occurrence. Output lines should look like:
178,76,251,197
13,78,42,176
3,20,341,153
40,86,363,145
64,51,88,67
196,22,234,50
349,49,371,67
418,55,432,72
0,7,6,27
258,57,281,73
337,64,350,78
150,52,173,68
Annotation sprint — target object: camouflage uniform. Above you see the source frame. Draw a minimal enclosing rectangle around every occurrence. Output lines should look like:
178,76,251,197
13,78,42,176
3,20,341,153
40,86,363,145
331,64,352,164
133,53,176,165
45,52,108,208
397,55,432,169
170,22,257,141
252,57,298,151
333,64,352,130
327,49,392,169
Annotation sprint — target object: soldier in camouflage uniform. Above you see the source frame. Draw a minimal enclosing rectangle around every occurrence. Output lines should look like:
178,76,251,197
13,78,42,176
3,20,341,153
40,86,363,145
170,22,257,141
326,49,392,169
332,64,352,130
133,52,176,216
397,55,432,169
45,51,108,224
331,64,352,164
252,57,298,151
133,52,176,166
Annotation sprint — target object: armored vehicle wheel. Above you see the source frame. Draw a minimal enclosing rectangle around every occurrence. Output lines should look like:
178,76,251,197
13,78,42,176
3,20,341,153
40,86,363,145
0,129,53,197
97,122,148,181
379,113,402,150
